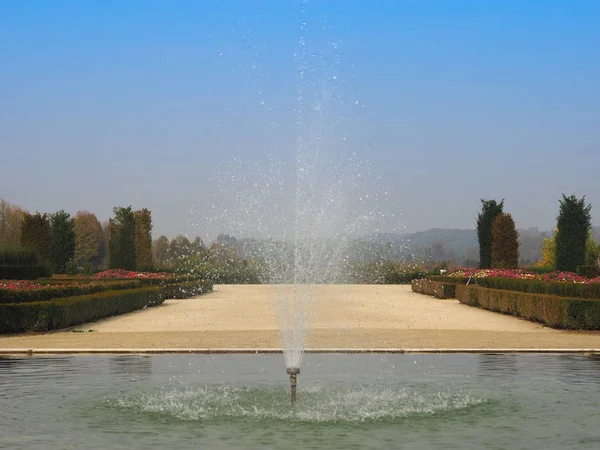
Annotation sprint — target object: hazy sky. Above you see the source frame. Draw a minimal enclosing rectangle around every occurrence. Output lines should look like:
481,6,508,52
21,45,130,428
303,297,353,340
2,1,599,240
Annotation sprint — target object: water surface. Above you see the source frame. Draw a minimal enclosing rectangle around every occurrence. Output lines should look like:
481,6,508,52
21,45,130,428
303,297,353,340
1,353,600,449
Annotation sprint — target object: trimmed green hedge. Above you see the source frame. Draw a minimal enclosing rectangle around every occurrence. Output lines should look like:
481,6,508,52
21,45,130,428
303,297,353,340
577,265,599,278
164,280,214,299
0,248,39,266
0,287,166,334
411,279,456,299
0,265,51,280
0,280,142,304
426,275,470,284
384,269,427,284
472,277,600,299
428,275,600,299
456,284,600,330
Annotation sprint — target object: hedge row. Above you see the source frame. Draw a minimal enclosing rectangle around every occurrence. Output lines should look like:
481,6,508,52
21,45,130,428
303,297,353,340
164,279,214,299
456,285,600,330
411,279,456,299
0,248,39,266
0,280,142,304
0,265,51,280
427,275,600,299
426,275,470,284
0,287,167,334
384,269,427,284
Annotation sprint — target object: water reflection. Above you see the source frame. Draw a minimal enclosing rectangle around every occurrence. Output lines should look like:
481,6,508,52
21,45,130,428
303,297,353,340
476,353,518,382
109,355,153,379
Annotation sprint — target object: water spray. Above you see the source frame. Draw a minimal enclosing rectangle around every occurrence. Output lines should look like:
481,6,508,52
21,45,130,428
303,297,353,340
286,367,300,404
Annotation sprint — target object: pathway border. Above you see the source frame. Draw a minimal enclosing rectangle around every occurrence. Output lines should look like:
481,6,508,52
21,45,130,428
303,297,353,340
2,347,600,355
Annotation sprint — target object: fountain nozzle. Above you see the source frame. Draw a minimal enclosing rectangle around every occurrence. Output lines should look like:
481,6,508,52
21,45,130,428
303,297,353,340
286,367,300,404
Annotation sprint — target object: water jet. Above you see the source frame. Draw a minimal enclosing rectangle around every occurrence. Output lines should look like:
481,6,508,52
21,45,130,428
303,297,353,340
286,367,300,404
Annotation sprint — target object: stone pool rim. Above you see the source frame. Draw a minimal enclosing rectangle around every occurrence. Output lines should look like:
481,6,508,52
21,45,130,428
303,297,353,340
1,347,600,355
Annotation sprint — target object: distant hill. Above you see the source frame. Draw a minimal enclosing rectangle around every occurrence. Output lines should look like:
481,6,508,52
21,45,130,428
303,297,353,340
234,226,600,268
372,227,551,266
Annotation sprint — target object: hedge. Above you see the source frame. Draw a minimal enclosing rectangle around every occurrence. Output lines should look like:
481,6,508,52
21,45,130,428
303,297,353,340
470,277,600,299
455,284,600,330
0,248,39,266
411,279,456,299
426,275,470,284
0,287,166,334
135,275,206,286
0,280,142,304
428,275,600,299
0,265,51,280
577,265,600,278
384,269,427,284
164,279,214,299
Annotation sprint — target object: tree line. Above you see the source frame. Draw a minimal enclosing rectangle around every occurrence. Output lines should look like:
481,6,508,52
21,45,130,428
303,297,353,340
0,199,154,274
476,194,598,273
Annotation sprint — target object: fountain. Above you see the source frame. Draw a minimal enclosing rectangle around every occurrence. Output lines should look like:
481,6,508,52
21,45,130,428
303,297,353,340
286,367,300,404
191,3,397,403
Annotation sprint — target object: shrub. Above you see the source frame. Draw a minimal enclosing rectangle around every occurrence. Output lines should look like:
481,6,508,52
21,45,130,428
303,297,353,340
0,265,51,280
577,265,599,279
0,287,166,334
0,280,142,304
383,264,427,284
164,280,214,299
455,284,600,329
0,247,39,266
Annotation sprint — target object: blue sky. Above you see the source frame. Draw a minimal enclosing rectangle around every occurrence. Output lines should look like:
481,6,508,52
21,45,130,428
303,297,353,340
1,1,599,239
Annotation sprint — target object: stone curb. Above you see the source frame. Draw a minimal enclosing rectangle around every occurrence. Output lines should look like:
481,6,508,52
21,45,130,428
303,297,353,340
1,348,600,355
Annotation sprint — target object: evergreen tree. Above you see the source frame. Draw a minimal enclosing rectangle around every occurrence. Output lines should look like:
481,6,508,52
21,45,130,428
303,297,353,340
476,199,504,269
491,213,519,269
134,208,153,271
0,198,24,247
152,235,170,268
108,206,136,270
73,211,104,270
20,212,52,267
50,210,76,273
555,194,592,272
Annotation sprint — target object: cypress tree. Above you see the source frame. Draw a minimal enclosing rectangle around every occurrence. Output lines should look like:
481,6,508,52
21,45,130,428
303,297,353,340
476,199,504,269
134,208,153,271
20,212,52,268
108,206,136,270
491,213,519,269
555,194,592,272
50,210,76,273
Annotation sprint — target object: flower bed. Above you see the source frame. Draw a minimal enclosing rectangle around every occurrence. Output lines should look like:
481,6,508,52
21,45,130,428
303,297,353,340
94,269,170,280
446,268,600,284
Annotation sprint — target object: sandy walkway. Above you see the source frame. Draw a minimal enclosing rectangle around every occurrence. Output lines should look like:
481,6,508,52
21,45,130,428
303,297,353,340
1,284,600,351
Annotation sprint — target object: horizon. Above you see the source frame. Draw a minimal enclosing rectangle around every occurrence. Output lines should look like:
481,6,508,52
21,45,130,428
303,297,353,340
2,1,599,239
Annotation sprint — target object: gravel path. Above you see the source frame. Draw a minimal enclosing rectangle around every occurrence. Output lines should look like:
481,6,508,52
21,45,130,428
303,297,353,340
1,284,600,351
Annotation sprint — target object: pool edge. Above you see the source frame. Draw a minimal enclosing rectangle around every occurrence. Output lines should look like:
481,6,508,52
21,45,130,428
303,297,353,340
1,348,600,355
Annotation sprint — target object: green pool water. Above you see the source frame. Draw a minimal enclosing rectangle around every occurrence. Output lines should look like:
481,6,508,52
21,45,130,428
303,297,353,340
1,353,599,449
